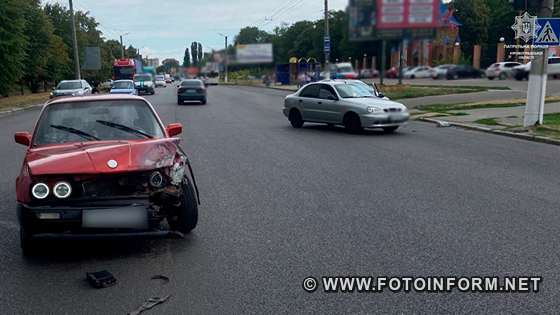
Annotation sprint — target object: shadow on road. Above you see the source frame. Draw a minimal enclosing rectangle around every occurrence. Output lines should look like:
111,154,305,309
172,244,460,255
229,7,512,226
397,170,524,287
287,123,410,137
21,233,199,265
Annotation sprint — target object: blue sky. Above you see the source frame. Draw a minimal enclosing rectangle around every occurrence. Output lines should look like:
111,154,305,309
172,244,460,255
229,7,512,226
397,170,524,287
43,0,348,62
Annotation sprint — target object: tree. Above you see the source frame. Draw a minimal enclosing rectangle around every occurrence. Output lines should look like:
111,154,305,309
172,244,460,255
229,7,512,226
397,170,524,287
45,34,70,86
197,42,203,65
453,0,490,65
235,26,271,45
22,0,54,92
191,42,198,66
0,0,27,95
162,58,180,73
183,48,191,67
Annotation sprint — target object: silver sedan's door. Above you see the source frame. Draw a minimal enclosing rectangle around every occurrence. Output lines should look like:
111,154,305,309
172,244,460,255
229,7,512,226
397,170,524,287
309,84,342,123
297,84,321,121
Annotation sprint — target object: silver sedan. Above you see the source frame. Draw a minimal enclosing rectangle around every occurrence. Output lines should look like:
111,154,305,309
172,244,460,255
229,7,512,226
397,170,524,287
283,80,409,133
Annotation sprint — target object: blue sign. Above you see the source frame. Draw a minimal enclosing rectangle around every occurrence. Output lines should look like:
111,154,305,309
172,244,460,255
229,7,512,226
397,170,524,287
324,36,331,53
534,18,560,45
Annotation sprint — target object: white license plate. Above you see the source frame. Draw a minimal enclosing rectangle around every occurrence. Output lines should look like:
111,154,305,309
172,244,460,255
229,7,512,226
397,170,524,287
82,206,148,229
187,89,196,93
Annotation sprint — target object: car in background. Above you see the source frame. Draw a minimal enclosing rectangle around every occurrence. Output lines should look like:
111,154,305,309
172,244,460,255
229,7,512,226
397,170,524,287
446,64,484,80
283,80,409,134
177,79,207,105
109,80,137,95
155,75,167,87
485,62,521,80
50,80,93,98
164,74,173,84
385,66,411,78
133,74,155,95
359,68,379,79
206,72,220,85
330,63,359,79
513,57,560,80
403,66,433,79
431,64,455,79
99,80,113,91
13,95,199,254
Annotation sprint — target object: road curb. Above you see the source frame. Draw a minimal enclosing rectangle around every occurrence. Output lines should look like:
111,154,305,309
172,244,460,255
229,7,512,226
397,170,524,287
226,83,297,92
0,103,43,117
419,117,560,146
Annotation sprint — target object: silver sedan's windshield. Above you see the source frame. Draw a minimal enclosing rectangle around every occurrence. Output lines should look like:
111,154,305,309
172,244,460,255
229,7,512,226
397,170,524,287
34,100,165,146
335,84,376,98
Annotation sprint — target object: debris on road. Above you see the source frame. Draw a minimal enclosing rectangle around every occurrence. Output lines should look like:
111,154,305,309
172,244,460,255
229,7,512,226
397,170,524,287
436,120,451,127
86,270,117,289
128,294,172,315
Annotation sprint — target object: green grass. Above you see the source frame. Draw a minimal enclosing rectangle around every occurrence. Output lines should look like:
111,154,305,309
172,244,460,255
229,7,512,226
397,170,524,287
474,118,500,125
418,102,524,113
412,84,510,91
379,85,487,100
543,113,560,125
0,92,49,111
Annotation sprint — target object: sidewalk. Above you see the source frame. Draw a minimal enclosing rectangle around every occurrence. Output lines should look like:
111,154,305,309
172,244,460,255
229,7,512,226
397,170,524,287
400,90,526,109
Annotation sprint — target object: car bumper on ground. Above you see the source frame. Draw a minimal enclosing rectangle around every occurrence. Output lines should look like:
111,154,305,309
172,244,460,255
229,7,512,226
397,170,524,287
360,112,410,128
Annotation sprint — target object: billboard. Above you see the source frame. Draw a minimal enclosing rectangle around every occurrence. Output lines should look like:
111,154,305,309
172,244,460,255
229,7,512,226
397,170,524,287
376,0,440,30
349,0,378,41
236,43,273,64
82,47,101,70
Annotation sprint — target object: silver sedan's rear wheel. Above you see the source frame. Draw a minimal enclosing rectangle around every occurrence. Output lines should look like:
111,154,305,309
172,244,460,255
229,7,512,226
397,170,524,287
289,109,304,128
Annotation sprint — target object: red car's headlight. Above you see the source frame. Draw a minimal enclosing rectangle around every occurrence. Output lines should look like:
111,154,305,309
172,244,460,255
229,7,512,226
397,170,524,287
32,183,50,199
53,182,72,199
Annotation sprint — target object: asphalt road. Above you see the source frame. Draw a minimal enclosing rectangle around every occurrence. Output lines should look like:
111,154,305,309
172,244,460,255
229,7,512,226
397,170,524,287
1,85,560,313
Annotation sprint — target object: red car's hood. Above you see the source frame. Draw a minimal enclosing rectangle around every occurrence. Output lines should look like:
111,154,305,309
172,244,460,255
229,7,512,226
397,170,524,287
26,138,180,176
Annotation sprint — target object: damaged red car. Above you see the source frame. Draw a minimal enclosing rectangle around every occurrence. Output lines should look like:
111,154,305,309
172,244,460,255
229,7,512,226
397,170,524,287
14,95,199,255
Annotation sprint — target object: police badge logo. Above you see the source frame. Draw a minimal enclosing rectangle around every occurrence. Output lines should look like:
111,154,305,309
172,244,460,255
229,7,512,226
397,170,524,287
511,12,541,42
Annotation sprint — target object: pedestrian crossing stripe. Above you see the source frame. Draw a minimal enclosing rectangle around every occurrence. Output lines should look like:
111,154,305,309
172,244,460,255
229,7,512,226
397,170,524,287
536,21,559,44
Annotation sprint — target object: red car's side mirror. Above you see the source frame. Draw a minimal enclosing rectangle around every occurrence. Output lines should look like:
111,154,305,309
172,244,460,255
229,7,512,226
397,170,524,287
15,132,32,146
166,123,183,137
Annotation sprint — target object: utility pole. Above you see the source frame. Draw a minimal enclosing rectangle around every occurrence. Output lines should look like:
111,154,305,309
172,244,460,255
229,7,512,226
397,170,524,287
524,0,554,127
119,32,129,59
324,0,331,78
69,0,81,80
120,35,124,58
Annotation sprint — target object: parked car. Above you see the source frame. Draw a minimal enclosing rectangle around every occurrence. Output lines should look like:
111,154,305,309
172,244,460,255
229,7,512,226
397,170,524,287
359,68,379,79
155,75,167,87
177,79,207,104
109,80,137,95
283,80,409,133
513,57,560,80
403,66,433,79
385,66,411,78
446,65,484,80
485,62,522,80
133,74,155,95
431,64,455,79
50,80,93,98
13,94,199,254
330,63,359,79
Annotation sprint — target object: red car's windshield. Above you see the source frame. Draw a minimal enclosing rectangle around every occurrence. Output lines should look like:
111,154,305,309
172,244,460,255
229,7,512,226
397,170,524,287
33,100,165,146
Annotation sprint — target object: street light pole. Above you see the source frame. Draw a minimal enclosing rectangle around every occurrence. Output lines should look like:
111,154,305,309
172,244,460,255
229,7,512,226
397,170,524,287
219,33,229,83
324,0,330,78
69,0,81,80
119,32,130,59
